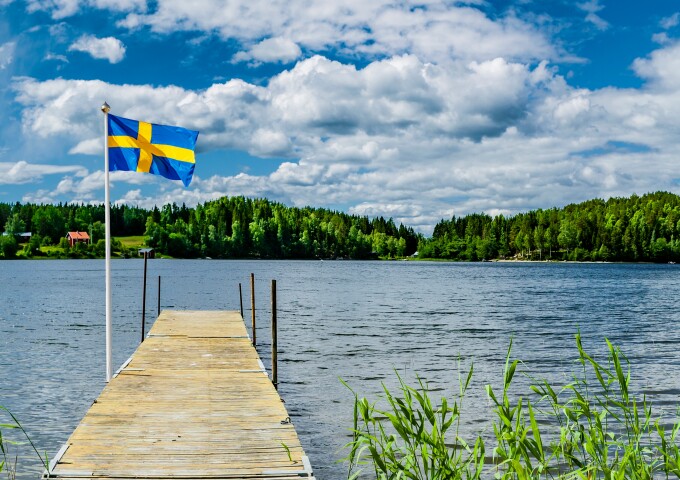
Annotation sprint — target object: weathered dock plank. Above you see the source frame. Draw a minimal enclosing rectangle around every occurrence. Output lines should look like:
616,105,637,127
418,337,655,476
46,310,314,480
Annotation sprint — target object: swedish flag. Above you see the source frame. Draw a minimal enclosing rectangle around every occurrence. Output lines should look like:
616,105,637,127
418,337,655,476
108,114,199,187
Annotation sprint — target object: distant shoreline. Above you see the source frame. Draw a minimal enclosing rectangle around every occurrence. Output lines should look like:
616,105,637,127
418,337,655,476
1,255,672,265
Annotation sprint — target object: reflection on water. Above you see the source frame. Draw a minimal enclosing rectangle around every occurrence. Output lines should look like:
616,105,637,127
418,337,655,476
1,260,680,479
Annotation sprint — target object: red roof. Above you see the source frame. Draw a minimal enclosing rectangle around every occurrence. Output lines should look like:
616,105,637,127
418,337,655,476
68,231,90,240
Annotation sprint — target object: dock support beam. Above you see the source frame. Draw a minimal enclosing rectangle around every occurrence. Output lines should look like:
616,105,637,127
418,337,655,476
250,273,256,347
271,279,277,389
157,275,161,318
239,282,244,319
141,251,148,343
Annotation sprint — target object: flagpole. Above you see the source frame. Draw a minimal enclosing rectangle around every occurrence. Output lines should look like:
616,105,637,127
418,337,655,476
102,101,112,382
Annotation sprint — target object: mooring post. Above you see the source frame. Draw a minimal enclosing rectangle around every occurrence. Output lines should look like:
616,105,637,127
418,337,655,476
141,251,148,343
250,273,256,347
157,275,161,318
239,283,244,319
271,279,277,389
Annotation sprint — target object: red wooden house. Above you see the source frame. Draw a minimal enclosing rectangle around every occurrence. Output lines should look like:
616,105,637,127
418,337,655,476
67,231,90,247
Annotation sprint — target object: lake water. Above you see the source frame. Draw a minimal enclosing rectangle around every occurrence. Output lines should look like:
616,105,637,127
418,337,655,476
1,260,680,479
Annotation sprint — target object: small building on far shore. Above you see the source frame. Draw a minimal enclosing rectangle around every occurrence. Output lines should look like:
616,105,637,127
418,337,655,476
67,231,90,247
138,248,155,259
2,231,32,243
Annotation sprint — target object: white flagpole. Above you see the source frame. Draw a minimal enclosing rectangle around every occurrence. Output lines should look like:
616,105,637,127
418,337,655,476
102,101,112,382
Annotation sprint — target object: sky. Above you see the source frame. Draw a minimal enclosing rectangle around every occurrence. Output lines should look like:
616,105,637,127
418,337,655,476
1,0,680,233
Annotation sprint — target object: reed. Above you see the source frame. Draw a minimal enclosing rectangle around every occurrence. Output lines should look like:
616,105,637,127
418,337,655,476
0,406,48,480
343,335,680,479
342,362,484,480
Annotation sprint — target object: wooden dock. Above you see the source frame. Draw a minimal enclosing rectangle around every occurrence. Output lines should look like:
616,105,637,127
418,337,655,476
45,310,314,480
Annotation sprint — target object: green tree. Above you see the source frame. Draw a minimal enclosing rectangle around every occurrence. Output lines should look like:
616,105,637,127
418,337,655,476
91,221,105,243
23,234,42,256
558,220,578,254
74,207,93,231
533,226,545,259
650,237,670,262
0,203,10,231
249,220,266,256
396,237,406,257
544,226,557,258
514,231,525,257
0,235,18,258
4,213,26,236
89,239,104,256
31,206,65,244
59,237,70,252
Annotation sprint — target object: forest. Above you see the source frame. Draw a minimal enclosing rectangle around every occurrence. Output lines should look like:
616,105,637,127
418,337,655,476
0,197,419,260
419,191,680,262
1,191,680,262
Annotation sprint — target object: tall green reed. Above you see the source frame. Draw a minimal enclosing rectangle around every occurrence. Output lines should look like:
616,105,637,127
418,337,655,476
342,361,484,480
0,406,48,480
522,334,680,479
344,335,680,479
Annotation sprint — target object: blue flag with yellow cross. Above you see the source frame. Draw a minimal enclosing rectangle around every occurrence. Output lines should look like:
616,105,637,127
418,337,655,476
108,114,199,187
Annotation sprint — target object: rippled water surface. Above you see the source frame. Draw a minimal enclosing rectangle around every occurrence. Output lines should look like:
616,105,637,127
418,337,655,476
1,260,680,479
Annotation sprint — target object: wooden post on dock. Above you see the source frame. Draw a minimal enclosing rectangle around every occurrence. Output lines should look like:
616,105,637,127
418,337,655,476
157,275,161,318
141,251,148,343
239,283,244,319
271,279,277,389
250,273,256,347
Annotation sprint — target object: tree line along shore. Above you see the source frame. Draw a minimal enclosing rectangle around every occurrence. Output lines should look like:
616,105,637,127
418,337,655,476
1,191,680,262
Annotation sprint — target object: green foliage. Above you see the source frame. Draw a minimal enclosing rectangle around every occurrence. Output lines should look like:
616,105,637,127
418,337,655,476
58,237,70,251
91,221,105,243
31,206,64,245
345,336,680,479
134,196,419,259
0,198,419,260
3,214,25,237
0,236,18,259
22,235,42,256
420,191,680,262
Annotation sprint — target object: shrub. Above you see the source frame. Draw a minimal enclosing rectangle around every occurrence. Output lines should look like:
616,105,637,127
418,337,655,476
0,236,18,259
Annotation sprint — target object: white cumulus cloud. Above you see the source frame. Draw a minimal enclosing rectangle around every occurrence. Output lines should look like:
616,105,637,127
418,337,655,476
577,0,610,31
12,39,680,232
69,137,100,155
115,0,556,65
0,160,87,185
0,41,16,70
69,35,126,63
26,0,145,19
44,52,69,63
660,12,680,30
632,41,680,90
234,37,302,64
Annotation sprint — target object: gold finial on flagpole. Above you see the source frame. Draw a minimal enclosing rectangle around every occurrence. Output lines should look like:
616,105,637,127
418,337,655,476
101,101,110,113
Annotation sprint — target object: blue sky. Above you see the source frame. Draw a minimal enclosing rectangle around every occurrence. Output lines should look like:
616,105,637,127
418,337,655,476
1,0,680,232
